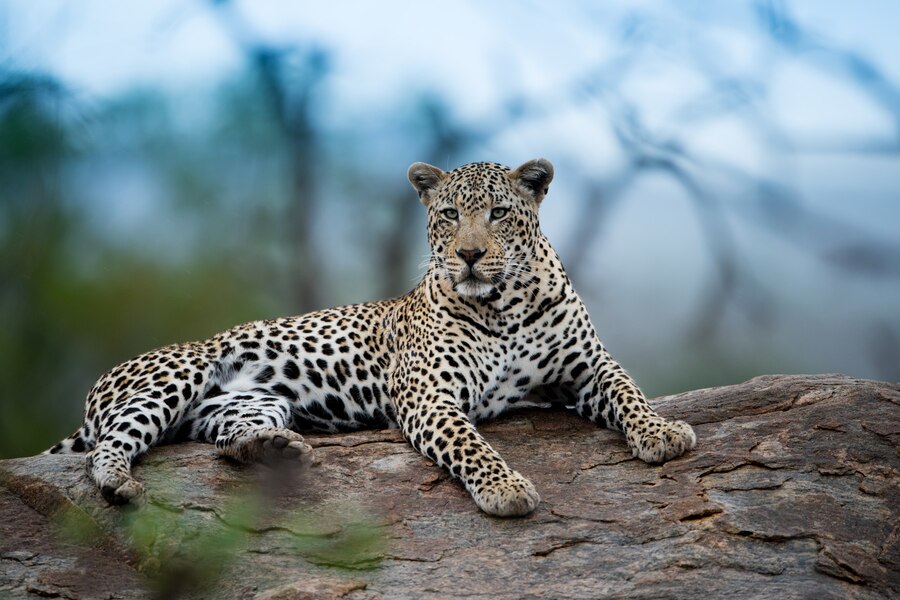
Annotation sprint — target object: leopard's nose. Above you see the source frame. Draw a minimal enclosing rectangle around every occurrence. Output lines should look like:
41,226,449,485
456,248,486,266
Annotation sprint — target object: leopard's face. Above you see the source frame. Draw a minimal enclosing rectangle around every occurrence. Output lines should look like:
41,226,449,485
409,160,554,299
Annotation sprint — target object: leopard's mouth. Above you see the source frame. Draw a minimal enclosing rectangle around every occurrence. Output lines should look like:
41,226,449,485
455,264,491,284
453,267,495,298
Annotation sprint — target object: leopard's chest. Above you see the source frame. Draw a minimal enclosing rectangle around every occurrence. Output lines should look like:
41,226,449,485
466,344,559,422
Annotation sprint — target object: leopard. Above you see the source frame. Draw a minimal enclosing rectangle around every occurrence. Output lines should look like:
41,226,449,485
47,158,696,517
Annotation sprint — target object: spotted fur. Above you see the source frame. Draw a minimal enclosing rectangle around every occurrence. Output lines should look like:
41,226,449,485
48,159,696,516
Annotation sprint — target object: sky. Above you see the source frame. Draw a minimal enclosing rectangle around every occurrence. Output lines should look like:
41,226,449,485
4,1,899,184
4,1,900,179
4,1,900,112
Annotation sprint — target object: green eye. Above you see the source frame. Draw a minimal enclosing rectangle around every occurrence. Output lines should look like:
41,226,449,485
490,207,509,220
442,208,459,220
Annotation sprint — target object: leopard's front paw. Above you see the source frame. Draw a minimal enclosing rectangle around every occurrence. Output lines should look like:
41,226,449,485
630,419,696,464
472,470,540,517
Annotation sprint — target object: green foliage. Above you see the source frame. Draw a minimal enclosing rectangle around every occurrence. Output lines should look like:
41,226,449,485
52,476,386,599
277,506,388,570
124,501,254,598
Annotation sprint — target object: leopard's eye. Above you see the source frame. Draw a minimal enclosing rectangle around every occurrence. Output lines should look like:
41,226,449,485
490,207,509,220
442,208,459,220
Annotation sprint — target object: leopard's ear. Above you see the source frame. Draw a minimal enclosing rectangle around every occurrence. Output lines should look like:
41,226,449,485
407,162,447,207
510,158,554,204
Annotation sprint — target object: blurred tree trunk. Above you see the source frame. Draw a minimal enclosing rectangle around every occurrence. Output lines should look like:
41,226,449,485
211,0,329,312
251,49,328,312
379,99,473,299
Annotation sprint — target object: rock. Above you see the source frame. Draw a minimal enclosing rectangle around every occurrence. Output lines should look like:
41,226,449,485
0,374,898,599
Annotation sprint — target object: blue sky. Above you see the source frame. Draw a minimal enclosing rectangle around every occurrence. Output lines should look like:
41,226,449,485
5,1,900,109
5,1,899,186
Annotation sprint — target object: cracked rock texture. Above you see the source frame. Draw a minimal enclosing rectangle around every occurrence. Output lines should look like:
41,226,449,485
1,374,898,599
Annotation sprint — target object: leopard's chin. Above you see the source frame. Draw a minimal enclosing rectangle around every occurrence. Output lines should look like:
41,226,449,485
454,277,496,299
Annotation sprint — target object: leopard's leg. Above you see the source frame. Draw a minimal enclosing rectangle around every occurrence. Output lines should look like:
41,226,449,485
179,392,311,464
559,315,696,463
393,366,539,517
88,395,179,504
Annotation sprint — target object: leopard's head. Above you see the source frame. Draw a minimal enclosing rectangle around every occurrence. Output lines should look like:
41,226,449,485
408,159,554,299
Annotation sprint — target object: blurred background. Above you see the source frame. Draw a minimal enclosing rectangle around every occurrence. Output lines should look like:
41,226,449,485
2,0,899,458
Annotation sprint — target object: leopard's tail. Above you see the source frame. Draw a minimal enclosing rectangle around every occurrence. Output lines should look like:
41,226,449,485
44,426,92,455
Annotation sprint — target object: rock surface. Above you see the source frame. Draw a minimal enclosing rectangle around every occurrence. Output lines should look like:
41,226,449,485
1,374,898,599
